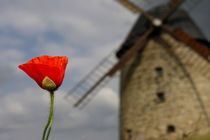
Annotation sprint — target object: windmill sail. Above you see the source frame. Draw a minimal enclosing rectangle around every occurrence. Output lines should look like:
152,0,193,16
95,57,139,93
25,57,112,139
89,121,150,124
65,0,189,108
66,29,152,108
172,29,210,61
116,0,203,13
65,49,118,108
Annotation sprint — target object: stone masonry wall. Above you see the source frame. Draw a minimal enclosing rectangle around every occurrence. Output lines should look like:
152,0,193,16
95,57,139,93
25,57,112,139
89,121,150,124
120,34,210,140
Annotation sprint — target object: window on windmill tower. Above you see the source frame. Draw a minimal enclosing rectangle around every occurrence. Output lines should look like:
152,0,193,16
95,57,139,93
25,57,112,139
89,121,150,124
126,129,132,138
167,125,175,133
155,67,163,77
157,92,165,102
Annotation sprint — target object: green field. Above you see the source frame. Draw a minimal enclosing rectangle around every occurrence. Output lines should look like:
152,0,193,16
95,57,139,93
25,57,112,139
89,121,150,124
179,134,210,140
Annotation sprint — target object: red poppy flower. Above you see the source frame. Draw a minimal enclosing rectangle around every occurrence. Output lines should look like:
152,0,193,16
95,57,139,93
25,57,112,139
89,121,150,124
19,55,68,91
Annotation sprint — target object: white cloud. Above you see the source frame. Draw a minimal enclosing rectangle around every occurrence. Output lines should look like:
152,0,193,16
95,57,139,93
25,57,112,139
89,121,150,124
0,85,118,140
0,0,137,38
0,49,25,66
88,88,119,108
53,87,119,140
0,8,47,35
0,0,136,139
5,101,25,115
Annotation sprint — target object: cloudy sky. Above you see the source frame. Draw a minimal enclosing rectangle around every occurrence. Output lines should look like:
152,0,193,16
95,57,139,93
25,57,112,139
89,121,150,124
0,0,210,140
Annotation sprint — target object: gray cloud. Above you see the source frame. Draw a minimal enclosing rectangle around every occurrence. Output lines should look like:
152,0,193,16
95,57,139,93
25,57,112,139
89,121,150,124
0,65,16,87
0,49,25,89
0,87,118,140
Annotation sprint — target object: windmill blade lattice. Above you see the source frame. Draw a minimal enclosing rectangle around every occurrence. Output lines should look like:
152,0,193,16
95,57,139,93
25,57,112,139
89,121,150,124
65,50,118,108
66,0,188,108
66,27,152,108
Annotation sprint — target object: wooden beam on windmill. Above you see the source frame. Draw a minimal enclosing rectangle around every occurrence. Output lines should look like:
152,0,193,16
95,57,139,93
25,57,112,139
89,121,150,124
116,0,186,27
116,0,140,13
172,28,210,62
157,28,210,84
66,0,189,108
168,0,185,9
73,28,153,108
161,0,185,21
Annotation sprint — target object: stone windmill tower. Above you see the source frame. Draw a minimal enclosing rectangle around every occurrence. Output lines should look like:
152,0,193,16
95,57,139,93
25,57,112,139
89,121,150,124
66,0,210,139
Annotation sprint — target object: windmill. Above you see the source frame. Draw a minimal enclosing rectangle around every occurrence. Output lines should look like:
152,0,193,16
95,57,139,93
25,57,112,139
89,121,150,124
66,0,210,139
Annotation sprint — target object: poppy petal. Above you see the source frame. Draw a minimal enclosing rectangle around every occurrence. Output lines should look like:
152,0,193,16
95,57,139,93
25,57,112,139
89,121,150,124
18,56,68,91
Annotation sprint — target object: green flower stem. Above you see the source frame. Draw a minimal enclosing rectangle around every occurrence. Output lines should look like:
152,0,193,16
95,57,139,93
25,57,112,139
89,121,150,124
46,114,53,140
42,91,54,140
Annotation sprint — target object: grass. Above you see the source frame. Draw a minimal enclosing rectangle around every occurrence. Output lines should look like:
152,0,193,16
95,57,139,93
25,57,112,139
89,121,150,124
179,134,210,140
